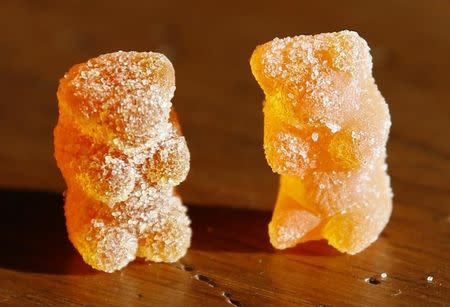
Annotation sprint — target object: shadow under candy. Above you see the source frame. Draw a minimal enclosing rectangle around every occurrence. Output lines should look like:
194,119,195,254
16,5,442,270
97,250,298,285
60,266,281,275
0,188,94,275
0,188,340,276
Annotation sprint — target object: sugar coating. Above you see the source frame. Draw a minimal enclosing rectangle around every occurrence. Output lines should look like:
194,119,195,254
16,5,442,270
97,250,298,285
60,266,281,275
54,51,191,272
250,31,392,254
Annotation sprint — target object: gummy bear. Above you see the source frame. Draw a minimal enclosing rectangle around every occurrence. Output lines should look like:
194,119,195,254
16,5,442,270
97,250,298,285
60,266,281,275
250,31,392,254
54,51,191,272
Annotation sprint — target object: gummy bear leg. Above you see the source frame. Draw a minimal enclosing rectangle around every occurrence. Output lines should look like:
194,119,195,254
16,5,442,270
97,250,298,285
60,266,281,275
269,184,321,249
87,226,138,273
67,218,138,272
322,207,374,254
136,197,191,263
322,169,392,254
65,187,138,272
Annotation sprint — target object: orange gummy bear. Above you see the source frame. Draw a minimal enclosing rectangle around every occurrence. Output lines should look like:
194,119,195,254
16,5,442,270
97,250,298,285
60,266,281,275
54,51,191,272
250,31,392,254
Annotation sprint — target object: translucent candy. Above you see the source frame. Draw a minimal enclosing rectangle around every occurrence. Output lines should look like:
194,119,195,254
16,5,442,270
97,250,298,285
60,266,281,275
54,51,191,272
250,31,392,254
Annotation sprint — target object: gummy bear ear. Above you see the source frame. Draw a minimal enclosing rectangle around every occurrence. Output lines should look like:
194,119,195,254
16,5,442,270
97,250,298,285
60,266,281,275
250,44,279,97
320,31,372,77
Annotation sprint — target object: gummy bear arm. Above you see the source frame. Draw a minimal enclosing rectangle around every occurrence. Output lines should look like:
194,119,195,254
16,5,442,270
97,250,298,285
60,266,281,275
269,180,322,249
55,118,136,205
145,136,190,186
169,108,183,135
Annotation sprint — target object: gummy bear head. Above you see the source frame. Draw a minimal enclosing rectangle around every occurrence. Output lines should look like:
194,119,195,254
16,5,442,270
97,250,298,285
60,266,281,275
251,31,386,176
58,51,176,145
250,31,372,127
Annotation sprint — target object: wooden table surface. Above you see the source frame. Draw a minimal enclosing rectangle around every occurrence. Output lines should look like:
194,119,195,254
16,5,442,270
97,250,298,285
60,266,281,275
0,0,449,306
1,0,449,209
0,189,449,306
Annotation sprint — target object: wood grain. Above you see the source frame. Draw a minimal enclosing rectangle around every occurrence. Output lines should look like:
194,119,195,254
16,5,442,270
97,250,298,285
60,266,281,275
0,0,449,209
0,0,449,305
0,189,448,306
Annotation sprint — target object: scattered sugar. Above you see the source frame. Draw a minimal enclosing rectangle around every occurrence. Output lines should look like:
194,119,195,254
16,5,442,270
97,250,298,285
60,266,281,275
63,51,175,146
251,31,392,254
276,132,309,170
56,51,191,272
325,122,341,133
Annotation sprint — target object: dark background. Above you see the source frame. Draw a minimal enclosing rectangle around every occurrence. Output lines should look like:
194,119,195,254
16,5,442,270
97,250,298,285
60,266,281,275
0,1,449,305
0,0,449,209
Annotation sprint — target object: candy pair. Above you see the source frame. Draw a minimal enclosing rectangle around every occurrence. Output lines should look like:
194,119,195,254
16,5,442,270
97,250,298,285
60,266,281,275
54,30,392,272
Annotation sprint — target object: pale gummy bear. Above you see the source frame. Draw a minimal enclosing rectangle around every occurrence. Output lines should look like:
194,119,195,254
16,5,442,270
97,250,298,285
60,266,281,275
54,51,191,272
250,31,393,254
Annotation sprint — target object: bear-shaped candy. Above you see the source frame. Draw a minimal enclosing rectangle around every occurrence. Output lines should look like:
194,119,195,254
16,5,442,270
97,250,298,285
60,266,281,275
250,31,392,254
54,51,191,272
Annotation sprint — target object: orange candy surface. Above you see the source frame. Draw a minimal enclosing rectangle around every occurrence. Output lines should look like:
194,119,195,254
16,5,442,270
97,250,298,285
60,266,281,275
250,31,392,254
54,51,191,272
